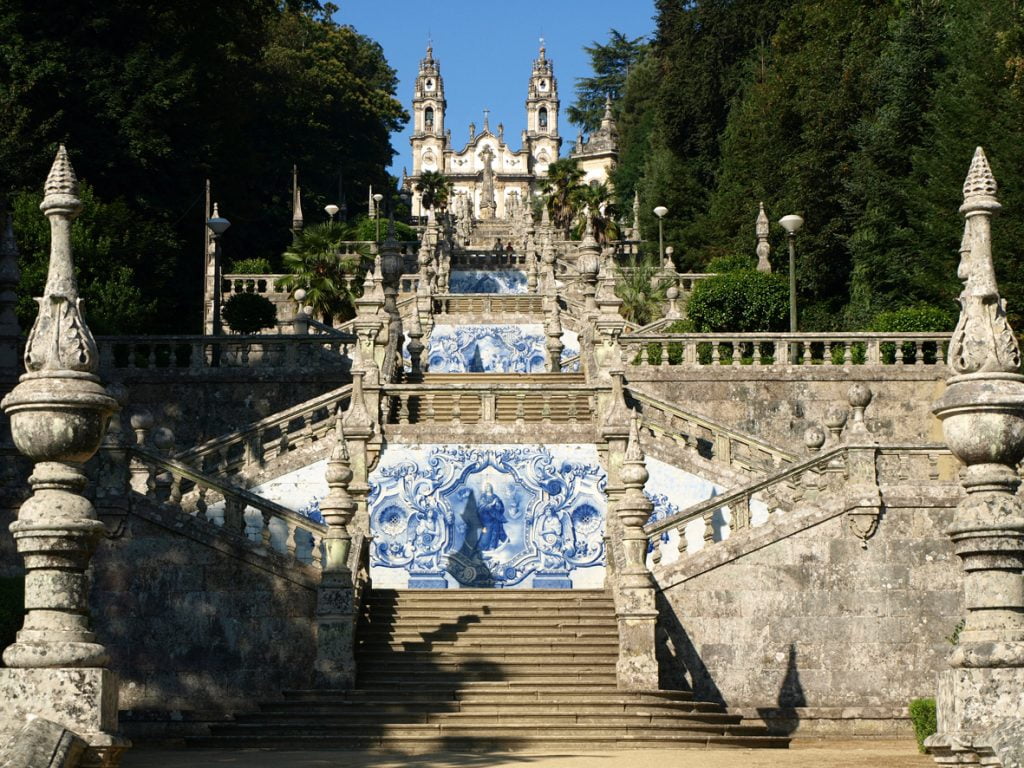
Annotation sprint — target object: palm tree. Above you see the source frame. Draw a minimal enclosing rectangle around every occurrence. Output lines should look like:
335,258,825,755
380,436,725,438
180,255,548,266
415,171,453,218
542,158,585,234
572,182,620,245
276,222,364,324
615,254,670,326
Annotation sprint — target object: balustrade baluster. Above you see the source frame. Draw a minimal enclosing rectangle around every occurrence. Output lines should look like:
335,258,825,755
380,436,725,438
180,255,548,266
299,413,313,445
196,486,208,521
731,340,741,366
425,393,436,423
515,394,526,424
651,544,662,566
541,394,552,423
399,393,410,425
286,523,298,558
702,514,714,546
567,394,578,424
913,341,924,366
224,498,246,536
451,394,462,424
801,341,813,366
659,341,671,368
676,524,688,556
169,475,182,505
685,340,697,366
260,510,273,550
894,341,904,365
312,533,324,569
711,342,721,366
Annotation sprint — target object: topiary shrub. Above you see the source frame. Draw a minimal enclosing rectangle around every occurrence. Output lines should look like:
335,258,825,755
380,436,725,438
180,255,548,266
0,576,25,666
229,257,273,274
687,271,789,332
221,292,277,334
704,252,756,273
871,305,955,364
909,698,937,753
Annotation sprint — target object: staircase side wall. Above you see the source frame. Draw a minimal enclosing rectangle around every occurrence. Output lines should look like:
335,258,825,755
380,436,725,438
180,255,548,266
629,368,946,449
89,507,317,736
653,503,962,737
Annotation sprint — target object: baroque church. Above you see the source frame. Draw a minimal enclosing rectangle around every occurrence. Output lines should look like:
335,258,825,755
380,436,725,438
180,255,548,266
405,43,617,221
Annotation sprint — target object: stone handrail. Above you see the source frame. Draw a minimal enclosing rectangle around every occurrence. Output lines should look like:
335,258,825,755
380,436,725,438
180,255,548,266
622,332,950,368
132,446,326,568
558,295,643,333
96,334,355,372
176,383,353,477
644,443,950,556
627,386,799,475
382,377,598,425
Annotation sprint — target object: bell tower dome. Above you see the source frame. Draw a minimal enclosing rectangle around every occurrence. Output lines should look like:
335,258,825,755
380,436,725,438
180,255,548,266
525,40,561,176
411,44,447,175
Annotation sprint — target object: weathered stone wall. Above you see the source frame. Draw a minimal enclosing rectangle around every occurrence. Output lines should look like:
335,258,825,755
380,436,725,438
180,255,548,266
90,500,318,735
115,372,349,448
653,494,962,737
627,367,946,450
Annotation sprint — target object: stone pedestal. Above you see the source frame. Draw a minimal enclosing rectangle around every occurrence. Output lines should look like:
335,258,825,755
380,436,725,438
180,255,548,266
615,587,659,689
0,669,128,767
313,572,356,689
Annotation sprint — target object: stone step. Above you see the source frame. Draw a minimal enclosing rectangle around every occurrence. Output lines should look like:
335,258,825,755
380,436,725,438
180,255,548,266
358,672,619,686
361,617,617,629
279,688,698,704
227,712,747,728
365,606,616,618
356,651,618,664
188,732,787,751
357,638,619,651
255,701,727,718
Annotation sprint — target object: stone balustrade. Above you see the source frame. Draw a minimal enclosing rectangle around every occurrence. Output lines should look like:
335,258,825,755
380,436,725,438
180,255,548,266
643,444,948,564
628,386,798,475
96,334,356,372
451,250,527,269
133,447,327,568
176,383,353,477
433,293,545,316
382,374,597,425
622,332,949,368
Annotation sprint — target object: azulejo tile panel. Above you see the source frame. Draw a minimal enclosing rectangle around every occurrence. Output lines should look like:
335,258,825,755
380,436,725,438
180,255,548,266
449,269,527,294
426,323,579,374
368,444,607,589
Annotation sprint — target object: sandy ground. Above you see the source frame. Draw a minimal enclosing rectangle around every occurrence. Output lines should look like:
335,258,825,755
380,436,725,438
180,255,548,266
123,739,933,768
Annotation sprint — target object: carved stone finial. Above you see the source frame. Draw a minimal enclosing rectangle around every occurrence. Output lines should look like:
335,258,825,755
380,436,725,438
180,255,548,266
948,147,1021,375
622,411,649,488
24,146,98,374
756,202,772,273
291,165,304,232
324,408,353,493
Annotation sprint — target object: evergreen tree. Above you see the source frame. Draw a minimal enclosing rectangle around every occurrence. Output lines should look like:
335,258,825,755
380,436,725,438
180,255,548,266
567,30,647,133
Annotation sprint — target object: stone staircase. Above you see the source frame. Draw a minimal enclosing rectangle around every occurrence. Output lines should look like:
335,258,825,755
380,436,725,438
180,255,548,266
189,588,786,751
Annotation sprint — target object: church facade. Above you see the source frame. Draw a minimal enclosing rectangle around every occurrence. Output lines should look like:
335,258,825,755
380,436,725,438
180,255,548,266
406,44,616,221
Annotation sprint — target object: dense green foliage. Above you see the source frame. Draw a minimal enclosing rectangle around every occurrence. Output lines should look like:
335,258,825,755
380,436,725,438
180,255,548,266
230,258,273,274
593,0,1024,329
0,576,25,667
909,698,937,752
221,291,277,334
567,30,647,133
870,305,955,333
687,271,789,332
0,1,405,333
615,256,670,326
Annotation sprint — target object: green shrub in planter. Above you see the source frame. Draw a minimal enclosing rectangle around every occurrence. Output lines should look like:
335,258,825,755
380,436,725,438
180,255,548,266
229,257,272,274
687,271,788,333
222,292,277,334
909,697,937,753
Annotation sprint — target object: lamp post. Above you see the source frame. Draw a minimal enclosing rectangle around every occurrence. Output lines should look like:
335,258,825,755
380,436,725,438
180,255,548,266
206,205,231,366
653,206,668,265
373,193,384,241
325,204,339,222
779,214,803,334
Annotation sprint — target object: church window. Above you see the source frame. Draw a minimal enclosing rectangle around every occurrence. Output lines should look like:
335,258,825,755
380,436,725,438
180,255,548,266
425,107,434,129
538,107,548,129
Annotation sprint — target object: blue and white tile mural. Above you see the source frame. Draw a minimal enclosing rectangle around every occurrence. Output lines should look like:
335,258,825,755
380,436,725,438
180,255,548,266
226,448,749,586
426,324,579,374
449,269,527,294
368,444,607,589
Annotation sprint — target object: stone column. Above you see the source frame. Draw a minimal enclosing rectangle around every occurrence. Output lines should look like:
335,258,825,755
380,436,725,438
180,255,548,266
929,148,1024,767
612,412,659,690
0,203,21,375
0,146,127,765
314,410,358,688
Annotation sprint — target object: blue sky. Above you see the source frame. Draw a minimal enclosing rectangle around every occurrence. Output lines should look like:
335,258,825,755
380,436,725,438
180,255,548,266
333,1,657,177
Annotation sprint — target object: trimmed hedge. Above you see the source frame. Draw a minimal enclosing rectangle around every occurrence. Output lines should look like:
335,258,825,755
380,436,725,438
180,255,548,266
909,697,937,753
229,257,273,274
687,271,789,332
222,291,277,334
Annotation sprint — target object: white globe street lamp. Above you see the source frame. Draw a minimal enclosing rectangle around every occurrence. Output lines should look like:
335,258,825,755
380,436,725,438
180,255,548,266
653,206,668,265
779,214,804,334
